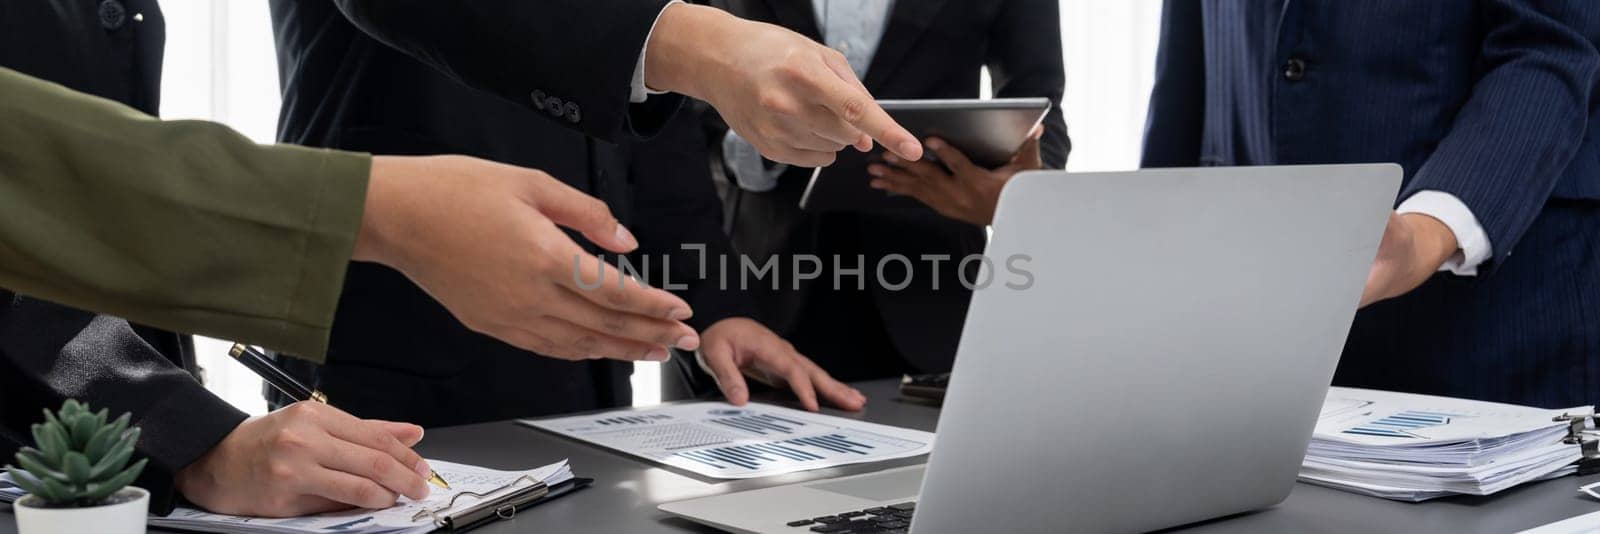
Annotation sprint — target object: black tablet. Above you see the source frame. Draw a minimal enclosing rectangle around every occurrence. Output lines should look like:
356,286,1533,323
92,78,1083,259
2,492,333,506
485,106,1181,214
798,98,1051,212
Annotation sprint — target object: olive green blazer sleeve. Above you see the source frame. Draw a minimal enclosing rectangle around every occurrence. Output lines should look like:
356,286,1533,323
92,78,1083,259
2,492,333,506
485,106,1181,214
0,67,371,361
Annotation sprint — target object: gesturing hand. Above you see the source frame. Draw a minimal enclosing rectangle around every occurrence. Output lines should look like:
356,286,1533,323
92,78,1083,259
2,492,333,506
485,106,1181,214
1360,212,1459,307
869,127,1044,226
354,155,700,362
175,402,430,517
644,3,922,167
696,318,866,412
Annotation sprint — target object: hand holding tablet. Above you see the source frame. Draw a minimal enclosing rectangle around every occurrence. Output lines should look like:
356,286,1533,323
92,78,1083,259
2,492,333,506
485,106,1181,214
798,98,1051,213
870,127,1045,226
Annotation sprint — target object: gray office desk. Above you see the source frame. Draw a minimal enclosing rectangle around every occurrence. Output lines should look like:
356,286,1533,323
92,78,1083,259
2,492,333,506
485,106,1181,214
3,378,1599,533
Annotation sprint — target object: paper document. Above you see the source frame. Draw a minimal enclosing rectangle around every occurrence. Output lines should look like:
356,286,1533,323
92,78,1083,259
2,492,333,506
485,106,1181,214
1316,388,1579,448
523,402,933,479
1518,510,1600,534
1301,387,1590,501
4,459,572,534
1579,479,1600,501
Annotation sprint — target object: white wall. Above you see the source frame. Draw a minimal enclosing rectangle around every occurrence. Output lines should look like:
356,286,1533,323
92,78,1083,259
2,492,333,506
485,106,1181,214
160,1,281,143
1059,0,1164,172
156,1,1163,415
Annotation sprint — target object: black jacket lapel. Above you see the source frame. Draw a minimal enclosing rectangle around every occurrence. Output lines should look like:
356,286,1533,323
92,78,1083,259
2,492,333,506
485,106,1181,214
863,0,950,90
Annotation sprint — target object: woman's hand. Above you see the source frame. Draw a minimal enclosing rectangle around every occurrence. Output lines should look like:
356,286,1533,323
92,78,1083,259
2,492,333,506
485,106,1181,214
868,127,1043,226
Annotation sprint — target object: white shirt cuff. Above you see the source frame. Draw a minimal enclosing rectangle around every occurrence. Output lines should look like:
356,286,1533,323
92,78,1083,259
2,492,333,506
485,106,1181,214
1395,190,1493,276
630,0,682,103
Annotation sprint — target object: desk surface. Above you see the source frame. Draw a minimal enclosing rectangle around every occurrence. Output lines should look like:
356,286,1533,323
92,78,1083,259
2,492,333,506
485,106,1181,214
4,378,1599,533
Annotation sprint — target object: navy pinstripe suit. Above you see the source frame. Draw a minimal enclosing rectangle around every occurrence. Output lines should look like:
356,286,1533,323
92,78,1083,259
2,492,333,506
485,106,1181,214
1143,0,1600,407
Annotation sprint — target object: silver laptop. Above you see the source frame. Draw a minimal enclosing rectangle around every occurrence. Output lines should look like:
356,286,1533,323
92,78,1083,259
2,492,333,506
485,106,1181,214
661,164,1401,533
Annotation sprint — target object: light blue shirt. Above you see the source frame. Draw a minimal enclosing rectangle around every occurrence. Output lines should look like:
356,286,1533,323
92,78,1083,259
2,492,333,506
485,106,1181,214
812,0,894,79
726,0,895,191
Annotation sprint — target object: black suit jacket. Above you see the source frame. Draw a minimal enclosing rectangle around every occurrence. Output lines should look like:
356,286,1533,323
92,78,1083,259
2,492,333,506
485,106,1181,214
269,0,754,427
0,0,247,514
708,0,1069,377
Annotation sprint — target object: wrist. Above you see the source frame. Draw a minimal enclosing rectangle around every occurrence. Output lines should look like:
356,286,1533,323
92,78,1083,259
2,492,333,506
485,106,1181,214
352,156,404,266
977,178,1007,226
172,447,219,502
643,3,737,100
172,462,202,498
1399,212,1459,270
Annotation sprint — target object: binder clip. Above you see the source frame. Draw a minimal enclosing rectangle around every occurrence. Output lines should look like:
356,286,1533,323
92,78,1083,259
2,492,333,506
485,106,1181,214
1553,412,1600,476
410,475,549,531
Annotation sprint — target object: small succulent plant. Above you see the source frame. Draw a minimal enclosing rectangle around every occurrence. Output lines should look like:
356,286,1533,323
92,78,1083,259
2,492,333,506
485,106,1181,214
5,400,146,507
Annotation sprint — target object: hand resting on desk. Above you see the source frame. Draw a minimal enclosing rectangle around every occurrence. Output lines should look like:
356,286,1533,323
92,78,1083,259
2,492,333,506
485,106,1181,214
698,318,867,413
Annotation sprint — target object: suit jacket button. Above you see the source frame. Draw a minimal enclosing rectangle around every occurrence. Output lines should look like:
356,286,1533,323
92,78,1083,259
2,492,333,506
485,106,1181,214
564,102,581,123
546,96,565,117
1283,58,1307,81
98,0,127,30
531,90,548,110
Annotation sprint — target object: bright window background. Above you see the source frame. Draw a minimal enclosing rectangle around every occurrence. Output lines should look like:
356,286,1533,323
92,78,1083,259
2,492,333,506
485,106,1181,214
159,0,1162,417
161,0,280,416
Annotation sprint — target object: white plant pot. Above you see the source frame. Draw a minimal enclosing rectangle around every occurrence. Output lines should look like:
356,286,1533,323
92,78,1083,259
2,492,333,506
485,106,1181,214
13,486,148,534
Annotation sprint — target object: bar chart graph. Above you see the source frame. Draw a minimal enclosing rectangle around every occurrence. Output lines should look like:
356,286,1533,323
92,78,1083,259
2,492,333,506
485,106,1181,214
673,434,888,471
594,414,674,426
524,403,934,479
1343,411,1454,439
707,413,808,435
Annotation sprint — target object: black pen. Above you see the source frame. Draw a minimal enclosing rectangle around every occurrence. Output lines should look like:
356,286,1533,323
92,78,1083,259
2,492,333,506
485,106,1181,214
227,343,451,490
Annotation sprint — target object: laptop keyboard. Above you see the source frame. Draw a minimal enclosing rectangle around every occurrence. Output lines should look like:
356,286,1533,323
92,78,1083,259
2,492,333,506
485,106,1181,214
785,502,916,533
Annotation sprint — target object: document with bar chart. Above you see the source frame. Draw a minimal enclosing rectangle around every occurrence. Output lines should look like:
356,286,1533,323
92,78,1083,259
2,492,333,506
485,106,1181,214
521,402,934,479
1314,387,1581,446
1301,387,1591,501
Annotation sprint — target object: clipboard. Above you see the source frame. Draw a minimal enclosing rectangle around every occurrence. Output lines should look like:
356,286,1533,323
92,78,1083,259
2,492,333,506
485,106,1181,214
410,476,593,532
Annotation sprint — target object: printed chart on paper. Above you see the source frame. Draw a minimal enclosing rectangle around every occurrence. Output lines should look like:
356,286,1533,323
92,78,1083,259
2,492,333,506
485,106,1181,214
524,402,934,479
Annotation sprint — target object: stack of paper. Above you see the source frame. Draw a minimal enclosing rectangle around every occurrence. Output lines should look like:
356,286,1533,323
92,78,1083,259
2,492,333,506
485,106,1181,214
1302,388,1588,501
3,459,572,534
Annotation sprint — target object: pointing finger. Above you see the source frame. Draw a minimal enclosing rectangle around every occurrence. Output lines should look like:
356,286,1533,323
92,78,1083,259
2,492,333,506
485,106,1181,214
814,55,921,161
